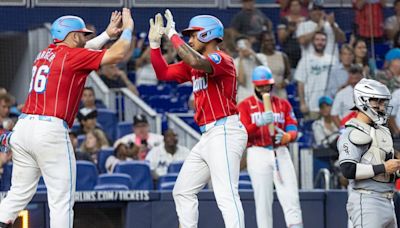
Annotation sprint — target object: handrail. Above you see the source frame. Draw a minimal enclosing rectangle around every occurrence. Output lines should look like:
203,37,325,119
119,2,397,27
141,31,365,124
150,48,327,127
86,72,115,109
166,113,200,149
314,168,331,190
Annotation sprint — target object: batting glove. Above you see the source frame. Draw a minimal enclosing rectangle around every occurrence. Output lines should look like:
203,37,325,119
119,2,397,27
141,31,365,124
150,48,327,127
164,9,178,39
148,13,165,49
275,126,292,145
255,111,274,127
0,131,12,153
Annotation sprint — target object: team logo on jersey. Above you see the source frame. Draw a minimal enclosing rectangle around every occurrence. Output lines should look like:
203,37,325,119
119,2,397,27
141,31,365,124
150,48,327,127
208,53,222,64
192,76,208,92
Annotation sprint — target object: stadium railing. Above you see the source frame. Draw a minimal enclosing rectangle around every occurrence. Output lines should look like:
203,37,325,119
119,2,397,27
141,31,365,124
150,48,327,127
166,113,201,150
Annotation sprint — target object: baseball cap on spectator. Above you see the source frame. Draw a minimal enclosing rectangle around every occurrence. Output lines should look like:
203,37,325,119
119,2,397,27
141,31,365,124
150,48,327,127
385,48,400,63
133,114,148,126
77,108,97,121
318,96,333,107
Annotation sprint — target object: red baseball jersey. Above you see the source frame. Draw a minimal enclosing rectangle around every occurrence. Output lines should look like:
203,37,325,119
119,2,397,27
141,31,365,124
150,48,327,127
238,95,298,147
152,50,238,126
22,44,106,127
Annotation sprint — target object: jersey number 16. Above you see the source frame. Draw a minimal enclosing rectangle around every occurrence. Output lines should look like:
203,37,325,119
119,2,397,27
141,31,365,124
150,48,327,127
29,65,49,93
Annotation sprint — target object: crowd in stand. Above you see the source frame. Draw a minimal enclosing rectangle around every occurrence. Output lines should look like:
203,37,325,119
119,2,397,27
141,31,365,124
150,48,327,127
2,0,400,190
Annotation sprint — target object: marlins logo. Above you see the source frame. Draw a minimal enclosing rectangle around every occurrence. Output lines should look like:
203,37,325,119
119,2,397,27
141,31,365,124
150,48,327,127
208,53,222,64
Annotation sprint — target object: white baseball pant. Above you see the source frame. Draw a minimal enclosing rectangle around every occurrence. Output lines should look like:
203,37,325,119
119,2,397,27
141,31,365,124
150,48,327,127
0,114,76,228
173,115,248,228
247,146,302,228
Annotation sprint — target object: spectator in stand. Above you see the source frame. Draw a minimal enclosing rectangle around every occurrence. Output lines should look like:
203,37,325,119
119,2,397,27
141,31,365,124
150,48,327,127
374,48,400,92
76,108,106,137
278,0,309,17
393,31,400,49
326,44,355,98
331,65,364,127
0,94,11,131
312,96,339,148
145,129,190,180
106,143,138,173
69,131,93,162
353,0,386,42
219,28,239,58
135,38,178,86
234,36,268,102
80,87,97,110
80,129,110,164
385,0,400,44
114,114,163,160
296,2,345,59
352,38,375,77
295,31,338,120
260,31,291,98
230,0,273,48
277,0,306,68
99,63,139,95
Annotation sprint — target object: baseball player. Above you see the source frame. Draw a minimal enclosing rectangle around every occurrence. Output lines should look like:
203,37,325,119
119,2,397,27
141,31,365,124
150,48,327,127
148,10,248,228
238,66,303,228
0,9,134,228
338,78,400,228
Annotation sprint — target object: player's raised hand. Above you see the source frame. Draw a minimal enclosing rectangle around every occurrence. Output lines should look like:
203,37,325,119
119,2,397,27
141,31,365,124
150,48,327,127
0,131,12,153
121,8,134,31
106,11,123,39
164,9,178,38
148,13,165,49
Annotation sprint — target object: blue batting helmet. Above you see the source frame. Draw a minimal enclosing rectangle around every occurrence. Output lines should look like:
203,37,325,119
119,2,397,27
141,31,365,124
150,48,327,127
252,66,275,86
181,15,224,43
50,15,93,43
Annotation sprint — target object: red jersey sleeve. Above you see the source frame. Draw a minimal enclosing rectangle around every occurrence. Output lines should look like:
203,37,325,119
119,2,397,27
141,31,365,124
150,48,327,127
238,99,258,135
68,48,106,71
150,48,191,83
206,52,236,78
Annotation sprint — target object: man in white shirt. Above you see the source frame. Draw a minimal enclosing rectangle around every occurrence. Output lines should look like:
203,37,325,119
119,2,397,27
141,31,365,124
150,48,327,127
145,129,190,179
114,114,163,160
234,36,268,102
296,2,345,59
331,65,364,127
295,31,338,119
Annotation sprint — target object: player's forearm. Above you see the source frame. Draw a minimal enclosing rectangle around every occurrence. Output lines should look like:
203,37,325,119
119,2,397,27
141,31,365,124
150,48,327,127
85,31,110,50
332,25,346,43
170,34,212,73
340,162,385,180
101,29,132,65
150,48,176,81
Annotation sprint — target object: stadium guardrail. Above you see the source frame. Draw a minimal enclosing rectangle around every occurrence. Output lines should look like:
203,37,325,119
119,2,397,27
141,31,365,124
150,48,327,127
166,113,200,149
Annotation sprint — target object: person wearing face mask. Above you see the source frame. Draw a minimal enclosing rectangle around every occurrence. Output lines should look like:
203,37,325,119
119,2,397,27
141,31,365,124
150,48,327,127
338,78,400,228
238,66,303,228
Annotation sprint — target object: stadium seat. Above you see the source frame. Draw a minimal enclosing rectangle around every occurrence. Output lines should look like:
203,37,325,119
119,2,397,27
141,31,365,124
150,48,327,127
71,123,80,133
97,108,118,142
238,180,253,190
76,161,98,191
157,173,179,190
97,148,114,174
94,184,129,190
116,122,133,139
95,99,107,109
179,116,200,133
37,176,47,192
148,96,184,113
373,43,390,59
176,85,193,97
239,172,251,182
95,173,132,190
167,161,184,174
0,163,12,191
114,161,153,190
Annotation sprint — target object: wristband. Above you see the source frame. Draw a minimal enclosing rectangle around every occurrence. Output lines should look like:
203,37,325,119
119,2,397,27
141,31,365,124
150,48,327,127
121,28,133,41
171,34,185,49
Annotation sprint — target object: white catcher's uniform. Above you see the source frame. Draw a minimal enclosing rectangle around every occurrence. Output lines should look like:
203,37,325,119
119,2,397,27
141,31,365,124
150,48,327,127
338,118,397,228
